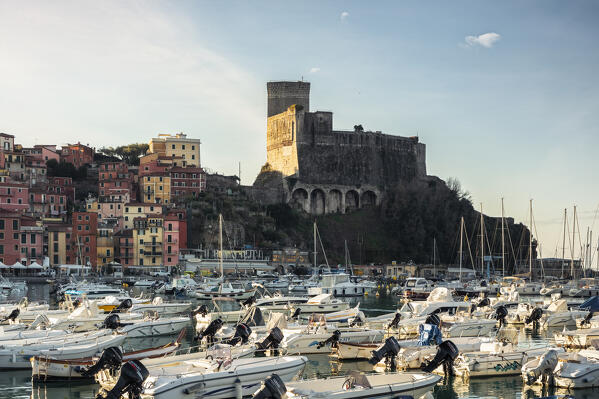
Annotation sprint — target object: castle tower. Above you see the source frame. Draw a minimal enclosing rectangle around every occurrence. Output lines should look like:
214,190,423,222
267,81,310,117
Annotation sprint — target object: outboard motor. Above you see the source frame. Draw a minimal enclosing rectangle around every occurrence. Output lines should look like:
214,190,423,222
193,305,209,317
478,297,490,308
290,307,301,321
425,314,441,326
97,359,149,399
387,312,401,330
256,327,284,351
1,308,19,323
421,340,459,376
524,349,559,386
72,298,81,309
80,347,123,377
494,305,508,327
101,314,131,330
368,336,401,370
349,312,364,327
582,311,594,326
525,307,543,327
252,374,287,399
316,329,341,349
197,318,223,344
242,295,256,308
226,323,252,346
113,299,133,313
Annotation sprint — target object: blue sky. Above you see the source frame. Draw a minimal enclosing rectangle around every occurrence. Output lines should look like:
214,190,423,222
1,1,598,261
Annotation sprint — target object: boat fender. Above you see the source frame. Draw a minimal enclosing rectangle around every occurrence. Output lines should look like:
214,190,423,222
256,327,284,351
80,346,123,377
252,373,287,399
421,340,459,376
97,359,149,399
317,329,341,349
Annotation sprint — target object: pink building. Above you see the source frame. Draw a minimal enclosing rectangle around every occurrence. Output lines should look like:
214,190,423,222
0,182,29,212
170,166,206,202
163,210,187,267
29,188,67,217
0,209,22,265
49,177,75,202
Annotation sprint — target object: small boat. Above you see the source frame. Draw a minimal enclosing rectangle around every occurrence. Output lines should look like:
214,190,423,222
104,355,307,399
291,294,349,314
522,348,599,388
278,370,441,399
31,330,185,380
114,314,191,338
554,327,599,349
282,326,384,355
193,282,256,300
129,297,192,315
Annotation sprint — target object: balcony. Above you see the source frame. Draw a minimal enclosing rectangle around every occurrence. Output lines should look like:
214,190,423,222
143,241,162,247
143,251,162,256
120,243,133,248
165,239,178,245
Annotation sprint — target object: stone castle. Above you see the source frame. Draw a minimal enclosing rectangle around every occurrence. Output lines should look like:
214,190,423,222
256,81,427,215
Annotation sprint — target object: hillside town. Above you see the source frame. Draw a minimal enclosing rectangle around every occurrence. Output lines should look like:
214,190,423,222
0,132,206,275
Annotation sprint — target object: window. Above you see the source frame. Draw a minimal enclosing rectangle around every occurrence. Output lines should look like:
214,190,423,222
13,220,18,230
31,234,36,244
192,155,195,160
171,144,175,149
85,215,89,221
53,254,58,264
78,215,82,221
13,233,18,240
182,144,186,150
152,257,156,264
85,225,89,231
0,245,3,255
0,220,4,230
191,145,195,150
21,233,26,244
78,225,82,231
53,243,58,252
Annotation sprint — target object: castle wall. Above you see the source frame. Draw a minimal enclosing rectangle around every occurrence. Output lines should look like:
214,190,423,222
267,81,310,117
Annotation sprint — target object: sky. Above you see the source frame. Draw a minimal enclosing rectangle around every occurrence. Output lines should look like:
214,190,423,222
1,1,598,261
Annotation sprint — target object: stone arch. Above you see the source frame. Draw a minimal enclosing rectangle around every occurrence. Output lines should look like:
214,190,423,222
310,189,326,215
345,190,359,212
327,189,343,213
361,190,377,208
291,188,309,212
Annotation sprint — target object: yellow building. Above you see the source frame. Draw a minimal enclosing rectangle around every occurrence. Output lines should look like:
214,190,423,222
97,226,115,267
141,174,171,205
48,224,73,265
133,216,163,266
123,203,161,230
149,133,201,167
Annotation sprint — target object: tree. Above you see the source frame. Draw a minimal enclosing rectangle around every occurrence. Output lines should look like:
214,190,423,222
46,159,87,180
99,143,149,165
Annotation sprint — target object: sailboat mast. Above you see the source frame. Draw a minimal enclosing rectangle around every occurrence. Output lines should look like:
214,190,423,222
571,206,577,280
313,222,317,271
219,214,223,280
562,208,567,279
529,199,533,280
433,237,436,277
501,198,505,278
459,217,464,282
480,203,484,278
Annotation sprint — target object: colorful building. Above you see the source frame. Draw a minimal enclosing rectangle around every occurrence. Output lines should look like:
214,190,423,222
169,166,206,201
97,223,115,267
47,223,74,265
149,133,201,167
163,209,187,267
141,174,171,204
19,216,43,265
133,216,163,266
123,203,162,230
0,183,29,212
72,212,98,267
61,142,94,168
0,209,22,264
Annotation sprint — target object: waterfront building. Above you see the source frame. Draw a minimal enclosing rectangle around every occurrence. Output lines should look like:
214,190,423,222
133,215,163,266
47,223,74,265
72,211,98,266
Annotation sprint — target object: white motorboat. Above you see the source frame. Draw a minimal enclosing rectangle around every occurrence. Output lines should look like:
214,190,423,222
113,314,190,338
282,325,384,354
453,339,564,378
288,277,319,293
115,355,307,399
192,282,256,300
291,294,349,314
568,278,599,297
308,273,366,297
522,348,599,388
543,299,588,328
129,297,192,315
264,278,290,290
63,283,127,300
281,371,441,399
554,327,599,349
0,330,125,369
500,277,542,296
31,332,184,380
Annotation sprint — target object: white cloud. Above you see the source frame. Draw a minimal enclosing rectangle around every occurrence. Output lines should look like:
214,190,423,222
310,67,321,73
464,32,501,48
340,11,349,21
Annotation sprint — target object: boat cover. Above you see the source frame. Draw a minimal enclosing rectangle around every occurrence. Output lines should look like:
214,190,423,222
579,296,599,311
240,306,265,327
418,323,443,346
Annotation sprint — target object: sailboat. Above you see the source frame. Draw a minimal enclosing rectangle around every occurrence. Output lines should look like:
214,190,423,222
191,215,256,300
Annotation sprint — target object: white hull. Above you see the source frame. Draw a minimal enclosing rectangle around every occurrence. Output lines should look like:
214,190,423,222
119,317,190,338
283,329,384,354
130,303,192,315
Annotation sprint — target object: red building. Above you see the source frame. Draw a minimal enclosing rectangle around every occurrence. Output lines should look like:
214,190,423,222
48,177,75,202
72,211,98,267
29,187,67,218
0,209,22,264
163,209,187,267
99,161,136,201
0,182,29,212
61,142,94,168
169,167,206,202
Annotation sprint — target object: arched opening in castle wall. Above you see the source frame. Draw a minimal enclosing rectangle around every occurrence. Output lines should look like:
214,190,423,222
361,190,377,208
327,189,343,213
291,188,309,212
345,190,359,212
310,189,326,215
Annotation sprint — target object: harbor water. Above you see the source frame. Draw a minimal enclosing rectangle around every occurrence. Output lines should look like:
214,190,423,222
2,283,598,399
